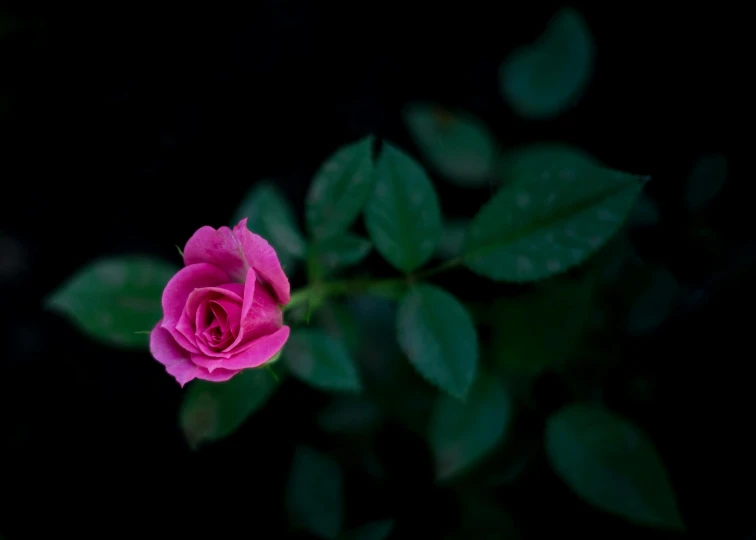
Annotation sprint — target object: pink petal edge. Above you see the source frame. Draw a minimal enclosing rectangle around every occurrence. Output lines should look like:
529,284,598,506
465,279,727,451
150,322,199,387
190,326,290,373
161,262,229,329
183,224,250,282
193,366,238,383
150,322,241,385
233,219,291,304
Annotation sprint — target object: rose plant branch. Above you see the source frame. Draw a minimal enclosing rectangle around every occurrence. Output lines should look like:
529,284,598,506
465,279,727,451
284,257,463,315
47,135,649,409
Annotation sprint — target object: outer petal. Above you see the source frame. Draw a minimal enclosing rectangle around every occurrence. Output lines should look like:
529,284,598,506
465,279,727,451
227,282,283,351
191,326,290,372
233,219,291,304
222,267,257,351
149,321,200,387
183,225,250,282
193,366,239,383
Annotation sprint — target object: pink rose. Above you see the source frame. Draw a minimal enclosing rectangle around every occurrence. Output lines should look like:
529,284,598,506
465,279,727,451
149,218,291,386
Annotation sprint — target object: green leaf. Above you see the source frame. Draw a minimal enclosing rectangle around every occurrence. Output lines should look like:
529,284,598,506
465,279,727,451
490,276,597,376
429,371,511,480
179,366,279,448
462,144,646,282
545,403,685,530
314,301,363,354
317,395,382,434
396,284,478,399
436,219,468,260
45,255,178,348
364,142,443,273
452,491,521,539
0,13,21,38
628,193,660,229
341,520,395,540
683,152,728,212
497,142,597,185
287,446,344,539
232,181,306,270
402,103,496,187
306,136,375,239
310,233,372,277
626,266,679,336
284,329,361,392
500,7,595,119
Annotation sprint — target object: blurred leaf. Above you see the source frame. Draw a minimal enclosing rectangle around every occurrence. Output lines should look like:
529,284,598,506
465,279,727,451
232,181,306,270
310,233,372,278
462,144,646,282
450,490,521,539
179,366,279,448
315,301,363,354
396,284,478,399
284,329,361,392
364,142,442,273
545,403,685,530
45,256,178,348
306,136,375,239
0,13,21,38
683,152,728,212
498,142,597,184
429,371,512,481
626,266,679,336
588,233,641,287
317,395,382,434
500,7,594,119
686,225,726,262
628,193,660,229
436,219,468,259
287,446,344,539
402,103,496,187
341,519,395,540
485,437,539,487
490,276,596,376
342,295,433,429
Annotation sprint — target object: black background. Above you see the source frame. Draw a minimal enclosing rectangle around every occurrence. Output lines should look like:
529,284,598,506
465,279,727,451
0,3,752,538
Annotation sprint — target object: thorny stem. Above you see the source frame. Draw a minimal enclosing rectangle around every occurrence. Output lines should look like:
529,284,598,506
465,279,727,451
283,257,462,313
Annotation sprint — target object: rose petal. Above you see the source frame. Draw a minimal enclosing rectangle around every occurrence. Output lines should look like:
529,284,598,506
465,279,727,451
161,263,229,350
227,282,283,351
240,266,257,320
195,330,235,359
222,267,257,351
183,225,250,282
192,295,242,358
201,325,233,351
149,322,200,387
233,219,291,304
176,286,241,353
183,220,290,304
212,297,242,336
194,366,239,383
175,303,201,352
150,321,242,385
184,285,243,319
209,302,229,333
177,284,243,349
191,326,290,372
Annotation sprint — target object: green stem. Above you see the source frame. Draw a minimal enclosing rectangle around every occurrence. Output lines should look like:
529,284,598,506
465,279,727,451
283,258,462,313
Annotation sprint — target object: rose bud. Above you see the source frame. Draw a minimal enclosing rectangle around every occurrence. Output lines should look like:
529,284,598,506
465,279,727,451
149,218,290,386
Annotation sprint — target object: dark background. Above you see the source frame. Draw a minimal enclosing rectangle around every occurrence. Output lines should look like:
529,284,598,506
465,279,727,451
1,3,752,538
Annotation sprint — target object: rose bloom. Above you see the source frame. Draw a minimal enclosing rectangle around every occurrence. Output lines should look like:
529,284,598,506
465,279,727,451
150,218,290,386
